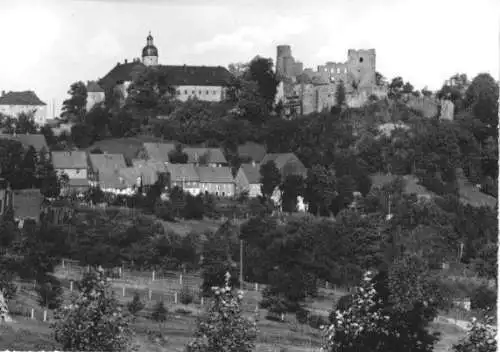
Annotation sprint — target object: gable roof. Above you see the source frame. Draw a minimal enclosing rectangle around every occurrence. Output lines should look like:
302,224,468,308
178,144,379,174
238,142,267,163
12,189,43,220
97,170,128,189
165,163,199,183
118,166,160,186
196,166,234,183
143,142,176,162
89,153,127,173
0,134,48,152
87,81,104,93
184,147,227,164
0,91,46,106
132,159,167,173
240,163,261,184
99,62,233,90
51,151,88,169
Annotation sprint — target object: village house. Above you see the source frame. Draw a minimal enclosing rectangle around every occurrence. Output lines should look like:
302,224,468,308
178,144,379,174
51,151,90,192
165,163,200,196
237,142,267,163
184,147,228,167
0,90,48,125
260,153,307,179
88,153,127,181
196,166,235,197
235,162,262,197
86,81,105,112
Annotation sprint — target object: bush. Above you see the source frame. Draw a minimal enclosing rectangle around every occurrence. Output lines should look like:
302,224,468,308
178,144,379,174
35,278,63,310
152,301,168,322
154,201,175,221
295,308,309,324
471,285,496,313
127,293,145,316
179,286,194,305
184,194,204,220
308,313,328,329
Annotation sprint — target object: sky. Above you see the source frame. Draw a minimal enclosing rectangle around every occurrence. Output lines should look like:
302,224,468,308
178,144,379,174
0,0,498,117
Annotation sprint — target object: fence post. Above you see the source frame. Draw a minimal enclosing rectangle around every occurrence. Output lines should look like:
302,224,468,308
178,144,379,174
179,274,183,285
201,297,204,305
119,266,122,278
174,292,178,304
43,310,47,322
152,271,155,281
62,259,65,269
148,289,152,301
31,308,34,320
122,286,126,297
70,280,73,292
255,283,258,291
33,280,36,289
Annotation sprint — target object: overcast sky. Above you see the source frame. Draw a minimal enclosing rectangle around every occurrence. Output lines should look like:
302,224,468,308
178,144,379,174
0,0,498,117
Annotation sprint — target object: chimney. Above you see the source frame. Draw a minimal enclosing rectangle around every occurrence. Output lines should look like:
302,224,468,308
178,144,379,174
124,59,128,64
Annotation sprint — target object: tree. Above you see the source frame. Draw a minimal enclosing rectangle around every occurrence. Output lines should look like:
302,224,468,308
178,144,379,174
388,77,404,100
36,149,61,198
335,81,346,109
452,316,497,352
280,174,305,213
15,111,37,133
260,160,281,199
465,73,499,133
85,105,110,141
18,145,37,189
0,139,25,187
152,301,168,323
402,82,414,95
168,143,188,164
51,268,134,351
304,165,337,216
244,56,279,111
127,293,145,317
71,123,94,148
187,272,257,352
61,81,87,123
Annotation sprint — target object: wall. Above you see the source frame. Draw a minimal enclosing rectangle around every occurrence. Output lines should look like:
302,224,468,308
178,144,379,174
143,55,158,66
0,104,47,125
56,168,88,180
200,182,235,197
440,100,454,120
175,85,226,102
347,49,376,89
171,180,200,196
86,92,105,112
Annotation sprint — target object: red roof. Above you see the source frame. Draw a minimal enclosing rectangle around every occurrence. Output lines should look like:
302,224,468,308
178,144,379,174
0,91,46,106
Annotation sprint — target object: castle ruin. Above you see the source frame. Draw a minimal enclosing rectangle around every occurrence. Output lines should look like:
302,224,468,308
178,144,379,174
275,45,387,115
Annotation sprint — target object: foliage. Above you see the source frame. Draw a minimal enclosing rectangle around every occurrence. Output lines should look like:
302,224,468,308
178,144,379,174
304,165,337,216
452,316,497,352
186,272,257,352
335,81,346,109
51,268,134,351
127,293,145,316
61,81,88,123
280,174,305,212
260,160,281,199
179,286,194,305
464,73,499,131
168,143,188,163
152,301,168,322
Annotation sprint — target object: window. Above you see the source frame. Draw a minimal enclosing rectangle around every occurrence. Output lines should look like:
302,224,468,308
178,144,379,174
206,90,209,95
192,90,195,94
212,90,216,95
198,90,202,95
359,57,364,63
222,192,226,197
184,90,188,94
176,89,181,95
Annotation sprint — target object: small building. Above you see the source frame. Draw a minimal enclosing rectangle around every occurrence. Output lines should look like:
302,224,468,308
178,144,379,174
51,151,90,192
165,163,200,196
260,153,307,179
12,189,44,225
86,81,105,112
196,166,235,197
237,142,267,163
184,147,227,167
0,90,47,125
95,170,135,195
235,162,262,197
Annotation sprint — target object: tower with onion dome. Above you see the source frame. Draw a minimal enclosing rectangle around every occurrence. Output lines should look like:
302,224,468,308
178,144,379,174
142,31,158,66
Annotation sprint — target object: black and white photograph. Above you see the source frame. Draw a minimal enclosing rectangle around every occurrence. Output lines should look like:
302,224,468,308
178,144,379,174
0,0,498,351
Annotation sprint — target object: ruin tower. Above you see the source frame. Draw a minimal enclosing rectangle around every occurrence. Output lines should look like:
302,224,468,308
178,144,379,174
347,49,376,90
276,45,294,80
142,31,159,66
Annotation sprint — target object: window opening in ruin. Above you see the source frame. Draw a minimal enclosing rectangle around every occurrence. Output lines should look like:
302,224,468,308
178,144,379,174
359,57,364,63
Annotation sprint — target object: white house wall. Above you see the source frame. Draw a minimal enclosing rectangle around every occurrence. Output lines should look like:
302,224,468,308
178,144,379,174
0,104,47,125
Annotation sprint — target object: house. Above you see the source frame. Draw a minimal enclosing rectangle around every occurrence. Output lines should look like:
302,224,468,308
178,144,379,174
86,81,105,112
88,153,127,181
0,133,49,156
237,142,267,163
196,166,235,197
183,147,227,167
142,142,176,163
0,90,47,125
95,170,136,195
51,151,90,192
235,162,262,197
98,33,233,104
165,163,200,196
260,153,307,179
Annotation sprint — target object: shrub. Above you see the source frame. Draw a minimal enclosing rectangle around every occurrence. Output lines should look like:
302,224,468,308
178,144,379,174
36,278,63,310
154,201,175,221
184,194,204,220
152,301,168,322
51,268,134,351
308,313,328,330
295,308,309,324
179,286,194,305
452,316,497,352
470,285,496,313
186,272,257,352
127,293,145,316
